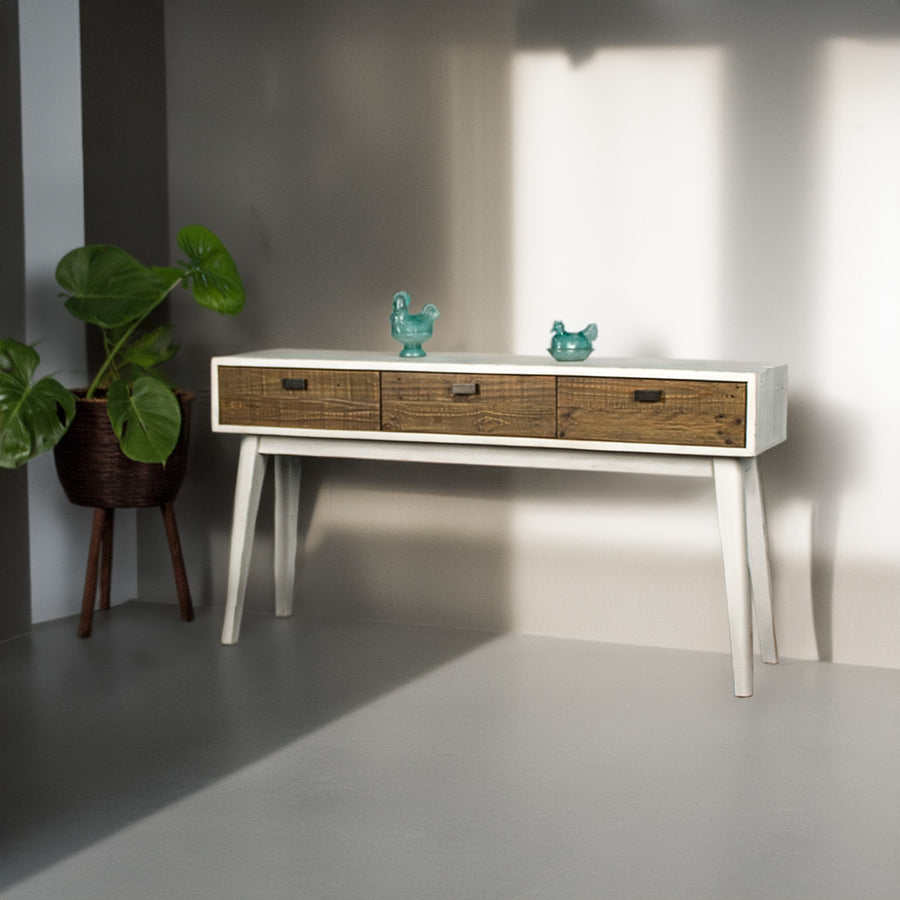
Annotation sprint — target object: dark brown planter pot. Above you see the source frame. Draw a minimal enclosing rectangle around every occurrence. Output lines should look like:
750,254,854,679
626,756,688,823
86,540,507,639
53,391,194,508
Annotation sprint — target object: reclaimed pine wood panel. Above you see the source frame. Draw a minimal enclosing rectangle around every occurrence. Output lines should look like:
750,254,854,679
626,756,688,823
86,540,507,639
218,367,380,430
381,372,556,438
558,377,747,448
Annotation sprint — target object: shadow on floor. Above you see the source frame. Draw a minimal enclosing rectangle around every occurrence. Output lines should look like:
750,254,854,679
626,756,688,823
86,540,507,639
0,601,495,889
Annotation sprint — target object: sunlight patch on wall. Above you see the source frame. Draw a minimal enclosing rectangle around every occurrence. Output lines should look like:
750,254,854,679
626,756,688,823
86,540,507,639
511,46,725,359
815,38,900,556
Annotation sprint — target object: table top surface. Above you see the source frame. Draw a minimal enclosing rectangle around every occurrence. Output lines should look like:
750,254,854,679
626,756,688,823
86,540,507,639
213,348,786,381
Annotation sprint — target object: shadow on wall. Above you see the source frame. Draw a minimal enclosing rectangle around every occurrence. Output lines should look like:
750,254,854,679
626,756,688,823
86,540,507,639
164,0,515,372
296,459,517,631
158,0,518,623
764,399,858,663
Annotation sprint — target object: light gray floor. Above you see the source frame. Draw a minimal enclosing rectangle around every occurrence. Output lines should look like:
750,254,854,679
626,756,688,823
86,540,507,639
1,601,898,900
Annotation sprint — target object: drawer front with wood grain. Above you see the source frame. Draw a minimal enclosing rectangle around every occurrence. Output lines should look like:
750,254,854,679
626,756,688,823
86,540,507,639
557,377,747,448
381,372,556,438
218,366,380,431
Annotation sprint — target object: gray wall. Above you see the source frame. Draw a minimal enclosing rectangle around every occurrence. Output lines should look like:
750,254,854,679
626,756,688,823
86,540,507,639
9,0,898,669
145,0,517,622
18,0,89,626
80,0,169,260
127,0,900,669
81,0,170,611
0,0,30,640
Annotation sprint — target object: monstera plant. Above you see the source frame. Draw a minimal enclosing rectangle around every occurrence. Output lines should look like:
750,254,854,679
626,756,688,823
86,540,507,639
0,224,245,469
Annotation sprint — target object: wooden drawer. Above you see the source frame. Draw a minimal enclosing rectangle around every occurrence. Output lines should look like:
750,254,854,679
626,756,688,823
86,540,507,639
381,372,556,438
557,377,747,448
218,366,380,430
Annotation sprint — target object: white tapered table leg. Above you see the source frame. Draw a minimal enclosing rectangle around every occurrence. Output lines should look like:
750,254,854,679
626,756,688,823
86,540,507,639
221,436,268,645
713,458,754,697
274,455,302,617
742,457,778,664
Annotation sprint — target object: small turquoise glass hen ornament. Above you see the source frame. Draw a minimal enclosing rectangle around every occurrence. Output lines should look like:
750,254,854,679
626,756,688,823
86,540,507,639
548,321,598,361
391,290,439,358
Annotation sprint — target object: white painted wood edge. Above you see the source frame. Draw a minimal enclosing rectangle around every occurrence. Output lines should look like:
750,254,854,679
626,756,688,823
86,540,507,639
255,435,714,477
212,349,785,380
210,353,788,457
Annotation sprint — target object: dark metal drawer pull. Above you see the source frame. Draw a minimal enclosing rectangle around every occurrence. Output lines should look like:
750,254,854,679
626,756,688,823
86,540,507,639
282,378,308,391
451,383,480,396
634,389,663,403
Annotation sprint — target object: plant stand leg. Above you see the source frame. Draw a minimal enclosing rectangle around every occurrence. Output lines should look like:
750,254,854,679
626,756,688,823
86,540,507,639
160,502,193,622
99,507,114,611
79,508,108,638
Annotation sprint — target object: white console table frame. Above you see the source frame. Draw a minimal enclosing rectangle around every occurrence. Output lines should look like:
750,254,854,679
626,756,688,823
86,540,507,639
212,351,787,697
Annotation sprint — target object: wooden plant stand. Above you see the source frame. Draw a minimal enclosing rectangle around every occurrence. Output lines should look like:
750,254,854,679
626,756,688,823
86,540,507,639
78,502,194,638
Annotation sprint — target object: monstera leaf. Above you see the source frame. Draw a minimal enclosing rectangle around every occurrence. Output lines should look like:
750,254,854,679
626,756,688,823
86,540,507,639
0,338,75,469
107,375,181,464
115,325,179,380
176,225,245,315
56,245,177,328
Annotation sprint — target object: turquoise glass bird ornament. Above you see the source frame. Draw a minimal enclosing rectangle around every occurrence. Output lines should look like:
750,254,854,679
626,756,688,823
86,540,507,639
548,321,598,362
391,291,439,358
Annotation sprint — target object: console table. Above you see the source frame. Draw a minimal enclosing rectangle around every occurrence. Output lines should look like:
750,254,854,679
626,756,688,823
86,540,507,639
211,350,787,697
